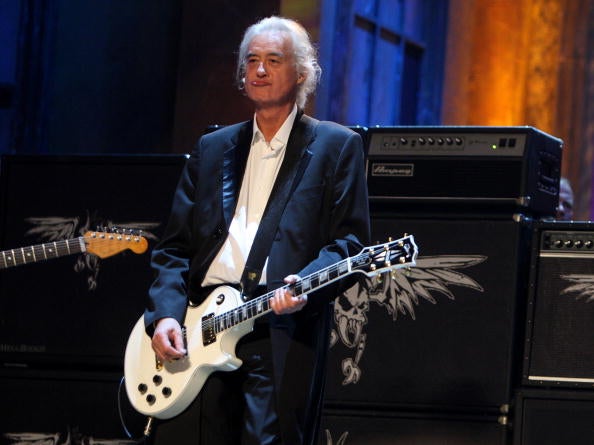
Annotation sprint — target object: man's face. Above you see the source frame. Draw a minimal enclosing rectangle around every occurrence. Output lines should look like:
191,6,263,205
243,31,303,109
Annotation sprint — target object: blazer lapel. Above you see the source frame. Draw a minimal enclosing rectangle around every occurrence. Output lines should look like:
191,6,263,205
267,113,318,208
222,121,252,227
240,113,318,296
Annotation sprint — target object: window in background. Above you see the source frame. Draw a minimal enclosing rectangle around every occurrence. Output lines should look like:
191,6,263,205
317,0,448,127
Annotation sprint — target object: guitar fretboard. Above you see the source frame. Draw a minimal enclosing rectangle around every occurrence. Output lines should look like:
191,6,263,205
207,256,356,334
0,237,86,269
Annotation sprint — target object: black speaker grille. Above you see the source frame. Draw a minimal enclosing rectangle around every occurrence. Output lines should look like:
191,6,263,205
525,224,594,386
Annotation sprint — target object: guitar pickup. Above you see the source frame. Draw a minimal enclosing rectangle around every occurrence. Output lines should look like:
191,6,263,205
202,313,216,346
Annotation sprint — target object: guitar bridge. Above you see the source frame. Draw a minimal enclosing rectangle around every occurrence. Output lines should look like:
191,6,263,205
202,313,216,346
181,325,188,356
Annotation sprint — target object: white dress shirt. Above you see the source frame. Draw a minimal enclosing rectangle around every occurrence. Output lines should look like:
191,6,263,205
202,105,298,287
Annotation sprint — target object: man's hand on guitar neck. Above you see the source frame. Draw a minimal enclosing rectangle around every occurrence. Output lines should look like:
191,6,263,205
270,274,308,315
152,317,187,362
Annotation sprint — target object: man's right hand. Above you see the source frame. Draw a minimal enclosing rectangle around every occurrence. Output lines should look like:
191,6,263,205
151,317,187,362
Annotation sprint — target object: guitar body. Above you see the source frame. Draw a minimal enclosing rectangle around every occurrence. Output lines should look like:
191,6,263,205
124,285,254,419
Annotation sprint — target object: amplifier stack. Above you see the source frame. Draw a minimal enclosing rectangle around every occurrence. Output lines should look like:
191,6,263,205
322,126,564,445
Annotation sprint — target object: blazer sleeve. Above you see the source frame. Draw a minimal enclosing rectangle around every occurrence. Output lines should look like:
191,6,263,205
297,126,371,291
143,148,199,335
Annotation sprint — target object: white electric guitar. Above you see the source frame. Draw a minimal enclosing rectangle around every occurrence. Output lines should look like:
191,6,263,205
124,235,418,420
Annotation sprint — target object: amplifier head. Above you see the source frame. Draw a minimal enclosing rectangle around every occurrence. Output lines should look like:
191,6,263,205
366,126,562,217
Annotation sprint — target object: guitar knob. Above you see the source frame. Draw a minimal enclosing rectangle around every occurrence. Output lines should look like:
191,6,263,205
153,375,163,385
146,394,156,405
162,387,172,397
138,383,148,394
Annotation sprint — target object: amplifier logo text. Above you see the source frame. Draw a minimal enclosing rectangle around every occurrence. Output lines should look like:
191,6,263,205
371,163,414,177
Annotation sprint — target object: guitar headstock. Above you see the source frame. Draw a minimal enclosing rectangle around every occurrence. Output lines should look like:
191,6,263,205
83,228,148,258
351,234,418,277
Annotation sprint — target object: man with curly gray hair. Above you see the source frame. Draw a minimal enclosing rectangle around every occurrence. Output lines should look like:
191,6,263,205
236,16,322,110
146,15,369,445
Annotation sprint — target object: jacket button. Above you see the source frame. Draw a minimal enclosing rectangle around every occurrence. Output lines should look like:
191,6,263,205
213,228,223,239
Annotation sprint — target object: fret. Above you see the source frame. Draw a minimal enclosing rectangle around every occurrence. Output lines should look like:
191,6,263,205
41,243,48,260
301,277,311,292
65,239,72,255
30,245,37,262
0,251,5,268
33,245,44,261
329,267,339,280
319,270,329,283
310,276,320,289
55,242,66,257
19,247,27,264
10,249,20,266
1,250,11,267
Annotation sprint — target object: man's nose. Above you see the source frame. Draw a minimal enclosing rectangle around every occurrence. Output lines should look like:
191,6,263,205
257,61,267,76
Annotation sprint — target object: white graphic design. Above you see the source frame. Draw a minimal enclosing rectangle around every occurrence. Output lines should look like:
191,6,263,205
330,255,487,385
1,430,136,444
560,274,594,301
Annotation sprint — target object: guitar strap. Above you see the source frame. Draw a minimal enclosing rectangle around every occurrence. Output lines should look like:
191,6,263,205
239,116,317,300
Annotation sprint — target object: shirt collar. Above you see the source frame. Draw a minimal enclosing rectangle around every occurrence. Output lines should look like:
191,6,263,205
251,104,298,151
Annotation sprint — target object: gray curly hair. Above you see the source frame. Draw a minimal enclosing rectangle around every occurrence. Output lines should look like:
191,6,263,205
236,16,322,109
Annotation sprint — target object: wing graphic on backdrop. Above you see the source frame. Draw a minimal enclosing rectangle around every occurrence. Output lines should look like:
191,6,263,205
331,254,487,385
1,430,138,444
23,213,159,291
560,274,594,302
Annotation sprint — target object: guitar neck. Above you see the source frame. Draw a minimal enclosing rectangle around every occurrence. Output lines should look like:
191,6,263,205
0,237,86,269
212,256,355,333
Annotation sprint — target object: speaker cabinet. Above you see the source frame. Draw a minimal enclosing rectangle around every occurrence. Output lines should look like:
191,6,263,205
513,388,594,445
320,408,510,445
0,154,187,370
325,212,532,411
0,368,145,441
523,221,594,387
